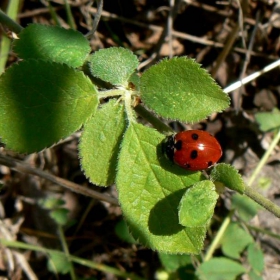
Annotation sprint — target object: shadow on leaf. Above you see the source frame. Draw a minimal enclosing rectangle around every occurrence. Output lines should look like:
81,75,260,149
148,188,186,235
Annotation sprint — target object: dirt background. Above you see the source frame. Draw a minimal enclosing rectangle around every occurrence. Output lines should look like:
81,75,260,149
1,0,280,279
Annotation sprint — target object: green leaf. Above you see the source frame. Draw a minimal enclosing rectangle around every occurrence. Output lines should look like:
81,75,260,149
221,223,253,259
50,208,69,226
13,24,90,67
178,180,218,227
247,243,264,273
89,47,139,86
39,197,65,209
140,57,229,123
79,100,126,186
248,270,263,280
47,252,72,274
158,252,192,273
196,257,246,280
128,72,140,91
255,108,280,132
210,163,245,194
0,60,98,153
257,177,271,190
116,123,206,254
231,194,262,222
178,265,196,280
115,219,136,244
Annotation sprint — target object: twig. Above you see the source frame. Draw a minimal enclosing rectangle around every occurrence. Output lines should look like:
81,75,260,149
234,9,260,111
138,14,169,69
211,23,239,78
223,58,280,94
139,0,183,69
0,153,119,206
235,0,247,50
85,0,103,39
87,7,277,59
167,0,174,58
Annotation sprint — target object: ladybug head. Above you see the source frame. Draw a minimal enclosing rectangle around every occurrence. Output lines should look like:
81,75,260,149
162,134,175,162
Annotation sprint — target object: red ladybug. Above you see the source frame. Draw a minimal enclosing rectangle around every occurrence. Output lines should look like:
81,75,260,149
163,130,222,171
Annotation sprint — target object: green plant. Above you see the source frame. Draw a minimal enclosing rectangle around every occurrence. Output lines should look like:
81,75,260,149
0,23,279,261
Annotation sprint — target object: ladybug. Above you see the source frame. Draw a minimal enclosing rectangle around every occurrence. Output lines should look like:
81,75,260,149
163,130,222,171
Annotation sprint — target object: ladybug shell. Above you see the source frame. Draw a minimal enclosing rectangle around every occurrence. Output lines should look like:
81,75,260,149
164,130,222,171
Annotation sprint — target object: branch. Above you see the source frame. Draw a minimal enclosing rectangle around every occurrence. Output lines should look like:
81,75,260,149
0,153,118,206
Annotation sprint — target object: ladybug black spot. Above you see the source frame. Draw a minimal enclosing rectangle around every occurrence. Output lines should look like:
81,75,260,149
190,150,198,159
184,163,191,169
191,133,199,140
175,140,182,150
207,161,213,167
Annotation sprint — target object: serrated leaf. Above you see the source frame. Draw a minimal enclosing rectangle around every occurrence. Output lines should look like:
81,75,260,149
115,219,136,244
0,60,98,153
221,223,253,259
50,208,69,226
116,123,206,254
210,163,245,194
48,252,72,274
79,100,126,186
178,180,218,227
89,47,139,86
231,194,262,222
13,24,90,67
255,108,280,132
196,257,246,280
140,57,230,123
247,243,264,273
158,252,192,273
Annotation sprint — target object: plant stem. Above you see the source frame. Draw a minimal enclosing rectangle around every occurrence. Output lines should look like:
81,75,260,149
47,1,61,27
58,226,76,280
0,239,145,280
98,89,125,99
134,104,173,134
204,212,232,261
246,224,280,241
248,128,280,186
244,185,280,218
0,9,23,33
0,0,19,74
124,90,136,123
244,129,280,219
63,0,76,29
